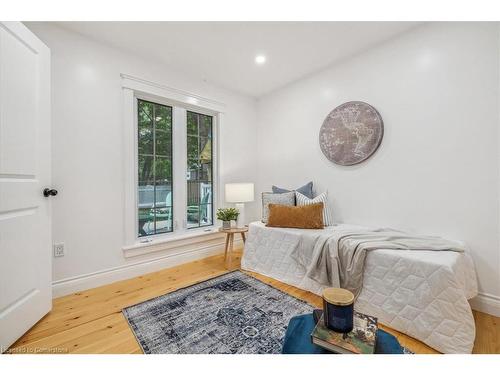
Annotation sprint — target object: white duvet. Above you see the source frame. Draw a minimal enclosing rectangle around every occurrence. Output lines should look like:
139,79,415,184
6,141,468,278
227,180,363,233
241,222,478,353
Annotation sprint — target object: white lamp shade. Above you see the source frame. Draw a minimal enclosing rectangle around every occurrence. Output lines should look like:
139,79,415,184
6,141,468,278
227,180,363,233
225,183,254,203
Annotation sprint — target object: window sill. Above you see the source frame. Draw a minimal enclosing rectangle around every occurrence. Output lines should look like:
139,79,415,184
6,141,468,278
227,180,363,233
122,227,225,258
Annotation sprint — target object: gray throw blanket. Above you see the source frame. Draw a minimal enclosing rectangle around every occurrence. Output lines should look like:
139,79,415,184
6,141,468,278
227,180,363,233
291,228,465,298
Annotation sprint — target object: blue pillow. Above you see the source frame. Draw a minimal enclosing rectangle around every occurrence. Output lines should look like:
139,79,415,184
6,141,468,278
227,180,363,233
272,181,313,199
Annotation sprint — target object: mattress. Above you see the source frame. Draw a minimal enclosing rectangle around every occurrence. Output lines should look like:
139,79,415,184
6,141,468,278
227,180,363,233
241,222,478,353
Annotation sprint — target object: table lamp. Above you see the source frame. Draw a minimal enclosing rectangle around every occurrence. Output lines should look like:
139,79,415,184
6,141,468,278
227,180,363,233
225,183,254,228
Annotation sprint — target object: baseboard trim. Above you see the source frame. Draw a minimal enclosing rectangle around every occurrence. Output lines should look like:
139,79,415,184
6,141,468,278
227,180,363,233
470,292,500,317
52,238,243,298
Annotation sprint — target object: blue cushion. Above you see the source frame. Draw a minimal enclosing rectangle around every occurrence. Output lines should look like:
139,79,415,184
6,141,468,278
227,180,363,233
282,314,405,354
272,181,314,199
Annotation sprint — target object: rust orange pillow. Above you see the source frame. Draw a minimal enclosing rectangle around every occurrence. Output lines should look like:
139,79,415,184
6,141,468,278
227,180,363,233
266,203,324,229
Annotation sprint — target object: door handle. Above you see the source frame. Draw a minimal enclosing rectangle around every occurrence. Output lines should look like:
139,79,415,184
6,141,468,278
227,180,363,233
43,188,58,197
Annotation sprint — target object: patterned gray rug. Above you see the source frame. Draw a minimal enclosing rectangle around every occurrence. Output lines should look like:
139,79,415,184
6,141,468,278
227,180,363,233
122,271,313,354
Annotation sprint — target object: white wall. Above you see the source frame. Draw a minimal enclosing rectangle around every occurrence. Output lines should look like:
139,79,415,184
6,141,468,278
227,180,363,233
25,22,500,313
25,23,259,286
256,23,500,306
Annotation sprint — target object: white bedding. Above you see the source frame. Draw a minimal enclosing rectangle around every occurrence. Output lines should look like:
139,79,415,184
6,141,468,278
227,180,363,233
241,222,478,353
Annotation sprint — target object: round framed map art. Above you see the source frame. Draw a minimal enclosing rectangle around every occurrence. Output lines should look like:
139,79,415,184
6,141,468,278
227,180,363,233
319,101,384,166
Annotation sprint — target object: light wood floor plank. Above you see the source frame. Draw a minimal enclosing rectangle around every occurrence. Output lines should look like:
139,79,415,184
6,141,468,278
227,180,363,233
16,268,229,344
8,250,499,354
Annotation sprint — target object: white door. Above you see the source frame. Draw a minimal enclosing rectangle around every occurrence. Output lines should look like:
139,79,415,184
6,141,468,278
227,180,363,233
0,22,52,351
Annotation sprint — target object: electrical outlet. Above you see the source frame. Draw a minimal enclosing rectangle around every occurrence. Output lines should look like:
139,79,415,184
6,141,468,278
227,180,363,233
53,243,65,257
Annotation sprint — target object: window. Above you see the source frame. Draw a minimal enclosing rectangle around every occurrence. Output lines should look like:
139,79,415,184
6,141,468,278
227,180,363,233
123,75,223,246
137,99,173,237
135,96,216,239
186,111,213,228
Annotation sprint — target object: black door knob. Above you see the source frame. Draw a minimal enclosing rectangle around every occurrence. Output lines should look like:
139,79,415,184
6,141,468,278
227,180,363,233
43,188,58,197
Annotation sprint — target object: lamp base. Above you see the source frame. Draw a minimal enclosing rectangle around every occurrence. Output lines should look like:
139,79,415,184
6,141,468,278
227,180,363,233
235,203,246,228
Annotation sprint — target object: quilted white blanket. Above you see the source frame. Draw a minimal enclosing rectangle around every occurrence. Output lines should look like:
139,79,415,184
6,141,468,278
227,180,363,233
241,222,478,353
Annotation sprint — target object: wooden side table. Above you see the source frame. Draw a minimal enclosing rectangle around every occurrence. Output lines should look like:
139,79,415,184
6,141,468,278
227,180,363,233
219,227,248,269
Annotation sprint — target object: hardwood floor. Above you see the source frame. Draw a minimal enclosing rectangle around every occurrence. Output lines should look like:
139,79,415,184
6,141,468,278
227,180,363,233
8,249,500,354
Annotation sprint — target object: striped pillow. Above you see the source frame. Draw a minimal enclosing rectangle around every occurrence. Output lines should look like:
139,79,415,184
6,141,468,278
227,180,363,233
295,191,334,226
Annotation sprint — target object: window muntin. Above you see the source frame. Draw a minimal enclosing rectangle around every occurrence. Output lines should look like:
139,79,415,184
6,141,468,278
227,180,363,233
137,99,173,237
186,111,213,229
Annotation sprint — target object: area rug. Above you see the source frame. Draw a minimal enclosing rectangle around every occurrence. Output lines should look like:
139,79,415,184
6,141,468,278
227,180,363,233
122,270,314,354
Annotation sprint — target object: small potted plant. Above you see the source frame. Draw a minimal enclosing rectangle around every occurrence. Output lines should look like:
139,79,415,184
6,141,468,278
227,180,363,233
216,207,239,229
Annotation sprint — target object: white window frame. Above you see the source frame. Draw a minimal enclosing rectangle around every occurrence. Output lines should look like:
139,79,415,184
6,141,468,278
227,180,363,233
121,74,224,250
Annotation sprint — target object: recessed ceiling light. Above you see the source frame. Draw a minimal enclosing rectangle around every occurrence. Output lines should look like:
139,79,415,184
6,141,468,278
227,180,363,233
255,55,266,65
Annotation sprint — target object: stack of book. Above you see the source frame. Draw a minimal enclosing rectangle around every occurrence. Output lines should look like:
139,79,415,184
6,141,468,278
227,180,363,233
311,311,378,354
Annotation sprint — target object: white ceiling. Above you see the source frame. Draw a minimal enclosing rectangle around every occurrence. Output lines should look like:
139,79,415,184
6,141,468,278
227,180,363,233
56,22,421,97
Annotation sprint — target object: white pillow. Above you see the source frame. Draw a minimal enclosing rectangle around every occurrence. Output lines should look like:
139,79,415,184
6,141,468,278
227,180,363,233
295,191,334,226
261,191,296,223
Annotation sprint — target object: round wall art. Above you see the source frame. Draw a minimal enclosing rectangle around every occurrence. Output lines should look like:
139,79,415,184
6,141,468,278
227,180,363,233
319,101,384,166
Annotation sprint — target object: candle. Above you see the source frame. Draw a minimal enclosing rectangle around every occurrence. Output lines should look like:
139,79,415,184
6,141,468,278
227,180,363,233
322,288,355,333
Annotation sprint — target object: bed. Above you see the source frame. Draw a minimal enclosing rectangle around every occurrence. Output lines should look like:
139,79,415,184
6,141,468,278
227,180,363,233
241,221,478,353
